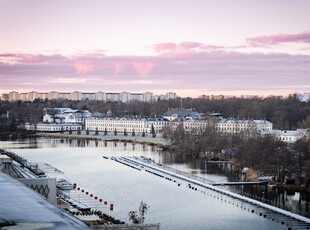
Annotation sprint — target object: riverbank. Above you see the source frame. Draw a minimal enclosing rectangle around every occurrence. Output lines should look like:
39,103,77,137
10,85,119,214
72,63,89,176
36,131,170,148
0,130,36,140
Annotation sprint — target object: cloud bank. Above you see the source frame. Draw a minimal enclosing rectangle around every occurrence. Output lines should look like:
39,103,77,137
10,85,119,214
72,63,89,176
1,39,310,96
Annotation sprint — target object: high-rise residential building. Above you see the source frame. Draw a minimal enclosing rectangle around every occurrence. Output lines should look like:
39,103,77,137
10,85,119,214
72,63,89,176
28,91,39,101
0,93,9,101
106,92,120,102
143,92,153,102
19,93,28,101
130,93,143,102
120,92,130,103
9,91,19,101
48,91,60,100
165,92,177,100
70,91,82,101
59,92,70,100
95,91,106,101
39,93,48,100
81,92,96,100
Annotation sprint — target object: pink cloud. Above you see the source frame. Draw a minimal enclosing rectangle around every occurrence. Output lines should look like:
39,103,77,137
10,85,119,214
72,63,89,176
74,62,94,74
247,32,310,47
114,62,123,74
160,50,196,58
0,53,68,64
151,42,225,58
203,45,225,50
132,62,155,77
179,41,204,49
21,55,41,64
152,43,177,52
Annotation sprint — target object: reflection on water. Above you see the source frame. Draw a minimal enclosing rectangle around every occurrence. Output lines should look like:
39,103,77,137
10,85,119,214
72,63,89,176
0,138,294,230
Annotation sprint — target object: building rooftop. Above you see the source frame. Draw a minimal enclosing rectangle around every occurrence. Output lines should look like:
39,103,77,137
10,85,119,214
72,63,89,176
0,159,36,179
163,108,200,117
0,172,90,229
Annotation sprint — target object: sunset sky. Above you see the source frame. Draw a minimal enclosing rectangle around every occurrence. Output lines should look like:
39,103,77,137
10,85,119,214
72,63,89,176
0,0,310,97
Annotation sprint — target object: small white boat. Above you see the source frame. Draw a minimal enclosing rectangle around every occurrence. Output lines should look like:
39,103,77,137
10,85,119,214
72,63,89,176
56,179,74,190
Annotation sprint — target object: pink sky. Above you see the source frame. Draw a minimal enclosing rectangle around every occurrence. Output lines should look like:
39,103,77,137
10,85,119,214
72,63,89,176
0,0,310,97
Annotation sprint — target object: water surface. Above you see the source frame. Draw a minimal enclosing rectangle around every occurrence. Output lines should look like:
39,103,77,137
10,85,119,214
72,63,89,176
0,138,288,230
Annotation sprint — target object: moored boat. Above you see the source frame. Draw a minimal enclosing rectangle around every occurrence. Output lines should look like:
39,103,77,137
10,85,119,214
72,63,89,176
56,179,74,190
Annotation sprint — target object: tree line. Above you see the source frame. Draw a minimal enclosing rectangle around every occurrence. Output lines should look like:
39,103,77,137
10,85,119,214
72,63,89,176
1,94,310,130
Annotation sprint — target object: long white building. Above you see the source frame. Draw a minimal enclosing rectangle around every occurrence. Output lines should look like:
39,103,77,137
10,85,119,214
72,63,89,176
85,117,169,134
25,123,82,132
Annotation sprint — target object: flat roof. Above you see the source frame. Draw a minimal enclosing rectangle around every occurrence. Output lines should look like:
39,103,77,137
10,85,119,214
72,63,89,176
0,172,90,229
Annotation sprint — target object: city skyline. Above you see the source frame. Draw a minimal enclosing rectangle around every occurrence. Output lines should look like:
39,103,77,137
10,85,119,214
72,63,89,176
1,0,310,97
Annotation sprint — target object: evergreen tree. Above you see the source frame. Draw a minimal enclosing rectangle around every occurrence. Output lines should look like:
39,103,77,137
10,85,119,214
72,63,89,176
95,127,99,135
104,128,108,136
151,124,156,138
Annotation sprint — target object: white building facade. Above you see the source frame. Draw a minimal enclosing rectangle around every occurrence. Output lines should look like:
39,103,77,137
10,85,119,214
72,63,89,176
25,123,82,132
85,117,170,134
215,119,273,134
86,118,147,133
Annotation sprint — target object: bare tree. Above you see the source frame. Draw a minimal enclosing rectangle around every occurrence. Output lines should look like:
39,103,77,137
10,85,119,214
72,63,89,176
128,201,149,224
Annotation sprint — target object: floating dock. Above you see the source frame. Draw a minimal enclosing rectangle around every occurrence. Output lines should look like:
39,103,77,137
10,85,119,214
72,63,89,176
112,156,310,229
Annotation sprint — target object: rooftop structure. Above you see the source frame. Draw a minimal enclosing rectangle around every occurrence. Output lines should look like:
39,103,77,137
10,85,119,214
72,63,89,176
0,159,35,179
163,108,202,121
43,108,92,124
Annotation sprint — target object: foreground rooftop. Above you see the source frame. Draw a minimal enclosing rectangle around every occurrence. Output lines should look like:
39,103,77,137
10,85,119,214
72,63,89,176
0,172,90,229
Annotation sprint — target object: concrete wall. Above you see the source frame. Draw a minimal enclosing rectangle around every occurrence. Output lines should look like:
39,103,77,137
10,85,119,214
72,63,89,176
18,177,57,205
